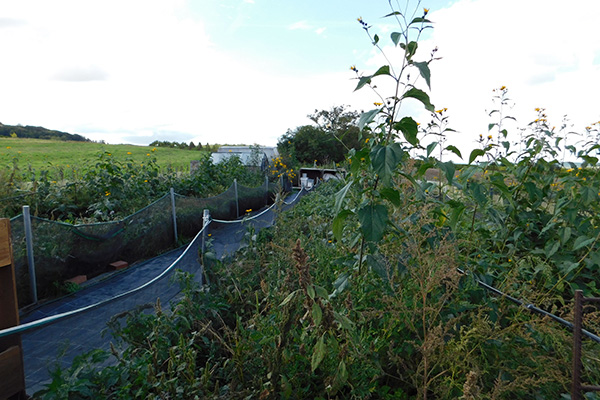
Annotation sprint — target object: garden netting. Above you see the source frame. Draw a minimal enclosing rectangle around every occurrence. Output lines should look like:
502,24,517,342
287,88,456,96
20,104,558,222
10,180,277,306
1,186,307,394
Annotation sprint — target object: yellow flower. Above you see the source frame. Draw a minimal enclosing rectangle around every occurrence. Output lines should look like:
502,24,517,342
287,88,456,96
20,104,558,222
374,102,383,106
127,152,132,155
487,135,492,140
500,85,506,90
146,153,150,156
246,209,252,212
152,148,156,152
435,109,444,114
144,179,148,182
105,191,110,196
107,153,111,156
208,233,212,237
508,258,512,262
365,138,370,143
350,65,358,72
424,8,429,14
535,107,541,112
6,146,11,149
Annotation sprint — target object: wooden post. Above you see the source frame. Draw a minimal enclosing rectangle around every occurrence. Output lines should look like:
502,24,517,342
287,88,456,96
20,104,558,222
0,218,26,399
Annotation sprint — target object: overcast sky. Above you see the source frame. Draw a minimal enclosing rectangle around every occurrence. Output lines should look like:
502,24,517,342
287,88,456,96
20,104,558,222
1,0,599,158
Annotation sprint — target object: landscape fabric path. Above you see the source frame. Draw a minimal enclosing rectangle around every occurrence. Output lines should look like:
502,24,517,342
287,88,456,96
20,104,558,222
18,191,305,395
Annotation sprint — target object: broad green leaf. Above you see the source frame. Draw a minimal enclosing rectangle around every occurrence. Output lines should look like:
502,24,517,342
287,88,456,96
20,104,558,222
469,181,487,205
394,116,419,146
373,34,379,45
426,142,438,157
573,236,595,251
307,284,315,299
334,181,353,214
413,61,431,90
380,187,401,207
409,17,431,25
312,302,322,326
404,41,418,59
332,209,354,241
581,155,598,166
439,161,456,185
391,32,402,46
358,203,388,242
359,108,380,131
371,143,403,184
445,145,462,159
332,272,351,296
580,186,597,205
314,285,328,298
488,123,497,131
544,240,560,259
311,334,326,371
559,227,572,244
372,65,391,77
354,76,372,92
469,149,486,164
383,11,403,18
448,202,466,230
333,311,354,330
402,87,435,112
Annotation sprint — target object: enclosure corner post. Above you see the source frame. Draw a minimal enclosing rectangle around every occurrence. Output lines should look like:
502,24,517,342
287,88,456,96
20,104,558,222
201,209,210,256
170,187,178,244
265,174,269,206
22,205,38,305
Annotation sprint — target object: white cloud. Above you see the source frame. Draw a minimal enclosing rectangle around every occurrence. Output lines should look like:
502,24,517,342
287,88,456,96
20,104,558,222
315,27,326,35
357,0,600,159
288,20,312,30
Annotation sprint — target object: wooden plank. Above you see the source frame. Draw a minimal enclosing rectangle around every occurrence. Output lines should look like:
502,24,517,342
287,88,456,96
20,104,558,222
0,346,25,399
0,219,11,268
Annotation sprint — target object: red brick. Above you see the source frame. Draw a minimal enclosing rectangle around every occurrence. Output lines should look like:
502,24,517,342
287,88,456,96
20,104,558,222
109,260,129,270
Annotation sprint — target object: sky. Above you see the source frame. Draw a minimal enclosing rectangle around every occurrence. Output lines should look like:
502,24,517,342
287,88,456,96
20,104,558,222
1,0,599,159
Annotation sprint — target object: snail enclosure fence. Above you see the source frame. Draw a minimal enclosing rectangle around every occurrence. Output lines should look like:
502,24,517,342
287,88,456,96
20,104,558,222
9,179,277,307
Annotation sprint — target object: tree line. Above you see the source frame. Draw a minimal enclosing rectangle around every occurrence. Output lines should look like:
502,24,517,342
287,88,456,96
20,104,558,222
0,122,89,141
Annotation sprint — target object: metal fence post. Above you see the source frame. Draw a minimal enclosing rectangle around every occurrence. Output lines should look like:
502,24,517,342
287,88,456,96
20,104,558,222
265,175,269,206
22,206,38,304
234,179,239,218
201,209,210,256
200,209,210,286
170,188,178,244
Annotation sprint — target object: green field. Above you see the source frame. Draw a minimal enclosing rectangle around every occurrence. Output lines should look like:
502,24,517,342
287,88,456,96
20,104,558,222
0,138,208,172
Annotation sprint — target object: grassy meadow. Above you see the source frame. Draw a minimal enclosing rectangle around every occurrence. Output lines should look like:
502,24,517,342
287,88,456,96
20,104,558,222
0,137,207,172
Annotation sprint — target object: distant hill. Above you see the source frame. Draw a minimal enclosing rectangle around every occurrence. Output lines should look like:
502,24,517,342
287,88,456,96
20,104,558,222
0,122,90,142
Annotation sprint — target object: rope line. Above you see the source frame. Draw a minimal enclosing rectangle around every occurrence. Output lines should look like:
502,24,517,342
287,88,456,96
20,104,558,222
0,224,208,339
210,188,307,224
457,268,600,344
